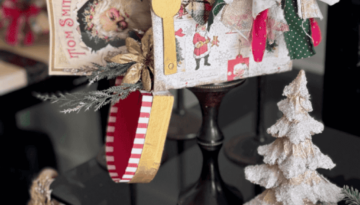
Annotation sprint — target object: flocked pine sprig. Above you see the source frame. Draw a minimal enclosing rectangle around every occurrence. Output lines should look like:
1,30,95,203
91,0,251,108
343,186,360,205
35,82,142,113
87,62,135,85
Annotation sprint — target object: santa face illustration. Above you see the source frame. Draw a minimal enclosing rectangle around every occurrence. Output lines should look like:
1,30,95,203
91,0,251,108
92,0,151,40
98,8,128,33
193,24,211,70
78,0,152,51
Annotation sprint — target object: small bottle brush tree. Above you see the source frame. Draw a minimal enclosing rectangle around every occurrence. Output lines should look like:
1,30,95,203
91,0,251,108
244,70,343,205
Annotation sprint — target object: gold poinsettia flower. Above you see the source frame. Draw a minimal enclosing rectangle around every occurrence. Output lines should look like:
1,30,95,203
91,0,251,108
108,28,154,91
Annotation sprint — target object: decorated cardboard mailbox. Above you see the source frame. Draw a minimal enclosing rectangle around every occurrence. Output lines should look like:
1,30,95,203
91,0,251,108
151,0,293,91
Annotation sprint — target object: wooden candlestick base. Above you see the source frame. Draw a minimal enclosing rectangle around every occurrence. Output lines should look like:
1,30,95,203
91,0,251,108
177,80,245,205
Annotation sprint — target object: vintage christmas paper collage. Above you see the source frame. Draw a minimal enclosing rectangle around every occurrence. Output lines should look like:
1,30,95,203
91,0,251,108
152,0,293,91
46,0,151,75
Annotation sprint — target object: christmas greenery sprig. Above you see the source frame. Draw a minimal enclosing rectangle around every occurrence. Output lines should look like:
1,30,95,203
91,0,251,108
35,62,141,113
343,186,360,205
87,62,136,85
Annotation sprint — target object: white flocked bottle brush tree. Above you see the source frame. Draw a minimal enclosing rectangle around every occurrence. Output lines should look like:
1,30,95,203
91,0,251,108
244,70,343,205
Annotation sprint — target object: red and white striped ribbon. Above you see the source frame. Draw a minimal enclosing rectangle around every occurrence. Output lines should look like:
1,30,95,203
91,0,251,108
105,77,153,183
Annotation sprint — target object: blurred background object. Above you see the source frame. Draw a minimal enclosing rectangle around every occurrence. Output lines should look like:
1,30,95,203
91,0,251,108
0,1,100,201
28,168,62,205
0,0,49,46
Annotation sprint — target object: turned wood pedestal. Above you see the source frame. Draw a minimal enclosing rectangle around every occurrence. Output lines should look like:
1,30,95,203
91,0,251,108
177,80,245,205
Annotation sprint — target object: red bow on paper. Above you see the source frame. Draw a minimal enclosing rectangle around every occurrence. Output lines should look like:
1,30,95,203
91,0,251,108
177,5,186,19
175,28,185,37
1,0,41,46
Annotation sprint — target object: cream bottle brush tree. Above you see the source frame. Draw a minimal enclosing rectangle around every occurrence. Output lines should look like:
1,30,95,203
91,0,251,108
244,70,343,205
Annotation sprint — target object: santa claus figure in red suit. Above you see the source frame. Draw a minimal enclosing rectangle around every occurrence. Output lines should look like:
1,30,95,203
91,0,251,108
193,24,212,70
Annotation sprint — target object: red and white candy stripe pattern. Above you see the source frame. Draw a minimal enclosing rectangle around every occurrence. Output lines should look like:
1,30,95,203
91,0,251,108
105,77,153,183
